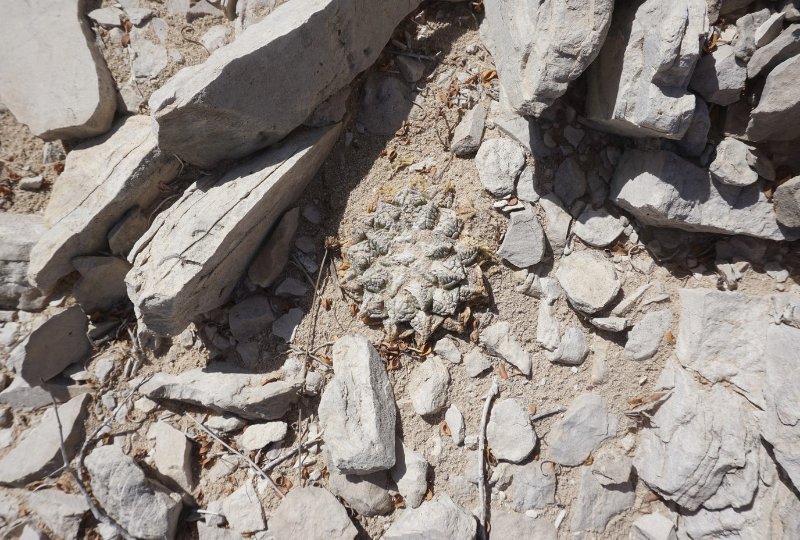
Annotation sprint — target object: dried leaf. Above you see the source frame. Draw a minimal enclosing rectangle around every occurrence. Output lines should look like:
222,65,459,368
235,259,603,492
441,422,451,437
322,297,332,311
424,488,434,501
392,494,406,509
529,403,537,416
665,330,676,345
498,363,508,380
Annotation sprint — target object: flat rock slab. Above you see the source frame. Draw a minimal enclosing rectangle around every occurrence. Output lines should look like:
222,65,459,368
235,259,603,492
774,176,800,228
574,206,623,248
319,336,396,474
72,255,131,313
571,466,635,533
26,489,89,540
492,511,556,540
0,0,116,140
482,0,612,116
487,399,537,463
555,251,620,314
611,149,800,241
624,309,672,361
28,115,180,292
475,138,525,197
327,465,394,517
149,0,420,167
510,461,557,511
127,125,339,337
497,208,546,268
384,494,476,539
587,0,705,139
0,394,88,485
747,54,800,142
479,320,532,375
136,364,298,420
390,439,429,509
268,486,357,540
409,356,450,416
85,445,182,540
147,421,194,494
689,44,746,106
547,393,617,466
0,213,47,310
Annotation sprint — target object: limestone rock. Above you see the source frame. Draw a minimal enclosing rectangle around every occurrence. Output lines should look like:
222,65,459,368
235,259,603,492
268,486,357,540
492,511,557,540
574,206,623,248
487,399,536,463
479,320,532,375
747,24,800,79
409,356,450,416
482,0,613,116
127,125,339,337
8,306,91,386
384,494,476,540
630,513,677,540
554,157,588,207
747,55,800,142
774,176,800,228
147,421,194,494
87,445,181,539
318,336,396,474
548,393,617,466
509,461,557,511
550,325,589,365
450,102,486,156
0,213,47,311
555,251,620,314
497,207,546,268
434,337,462,364
149,0,421,167
755,12,786,47
219,482,266,534
108,207,150,257
390,439,429,509
0,0,115,140
675,97,710,158
689,45,746,105
72,256,131,313
538,194,572,256
587,0,706,139
624,309,673,361
327,465,394,516
592,449,632,486
571,466,635,533
358,74,411,136
709,137,759,187
445,405,466,445
236,421,287,451
474,138,526,198
136,364,298,420
611,149,800,241
26,489,89,540
591,317,628,332
28,116,180,291
634,361,760,511
734,8,772,62
228,295,275,341
247,208,299,288
464,348,491,377
0,394,88,485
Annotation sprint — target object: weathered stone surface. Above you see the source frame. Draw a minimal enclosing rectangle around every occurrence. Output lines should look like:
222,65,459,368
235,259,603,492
748,24,800,79
228,294,275,341
592,449,632,486
434,337,462,365
587,0,705,139
747,55,800,142
327,465,394,516
390,439,429,509
634,361,760,511
268,486,357,540
624,309,672,361
497,207,546,268
510,461,557,511
108,207,150,257
8,306,91,386
550,325,589,365
127,125,339,337
247,208,299,288
0,0,116,140
734,8,772,62
554,157,587,207
0,394,88,485
136,364,298,420
445,404,466,445
676,97,710,158
538,194,572,256
86,445,182,540
147,421,194,494
358,74,410,136
611,149,800,241
630,513,677,540
547,393,617,466
574,206,623,248
689,45,746,105
0,213,46,311
28,116,180,291
150,0,420,167
555,251,620,314
774,176,800,228
571,466,635,533
487,399,536,463
492,511,557,540
755,12,785,47
464,348,491,377
709,137,761,187
384,494,476,539
219,482,266,534
409,356,450,416
318,336,396,474
26,489,89,540
479,320,532,375
450,102,486,156
474,138,526,197
482,0,613,116
236,421,287,451
72,256,131,313
591,317,628,332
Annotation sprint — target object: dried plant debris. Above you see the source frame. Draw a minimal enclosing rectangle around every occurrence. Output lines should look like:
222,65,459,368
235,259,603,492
340,188,487,344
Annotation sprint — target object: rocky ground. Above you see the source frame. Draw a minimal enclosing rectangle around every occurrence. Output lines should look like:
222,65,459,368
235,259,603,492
1,0,800,539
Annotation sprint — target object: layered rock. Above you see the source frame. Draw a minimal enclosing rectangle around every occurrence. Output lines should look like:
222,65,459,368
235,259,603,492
28,116,180,292
0,0,116,139
587,0,706,139
0,213,47,310
746,55,800,142
127,125,339,337
149,0,420,167
482,0,613,116
611,149,800,241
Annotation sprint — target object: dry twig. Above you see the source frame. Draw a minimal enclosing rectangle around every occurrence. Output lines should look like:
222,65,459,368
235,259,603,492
478,377,499,540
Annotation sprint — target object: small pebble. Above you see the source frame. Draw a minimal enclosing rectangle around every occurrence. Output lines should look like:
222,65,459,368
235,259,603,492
19,176,43,190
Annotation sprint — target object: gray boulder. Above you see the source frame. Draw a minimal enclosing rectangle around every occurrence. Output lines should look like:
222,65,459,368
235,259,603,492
0,213,46,310
318,336,396,474
481,0,612,116
247,207,299,288
574,206,624,248
747,24,800,79
689,45,745,105
149,0,421,167
28,116,180,292
624,309,673,361
497,207,547,268
268,486,357,540
126,125,339,337
774,176,800,228
611,149,800,241
479,320,532,375
474,138,526,198
587,0,705,139
709,137,760,187
547,393,617,466
409,356,450,416
487,399,537,463
136,364,298,420
384,494,476,540
85,445,182,540
0,0,115,140
734,8,772,62
555,251,620,314
390,439,429,509
747,55,800,142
